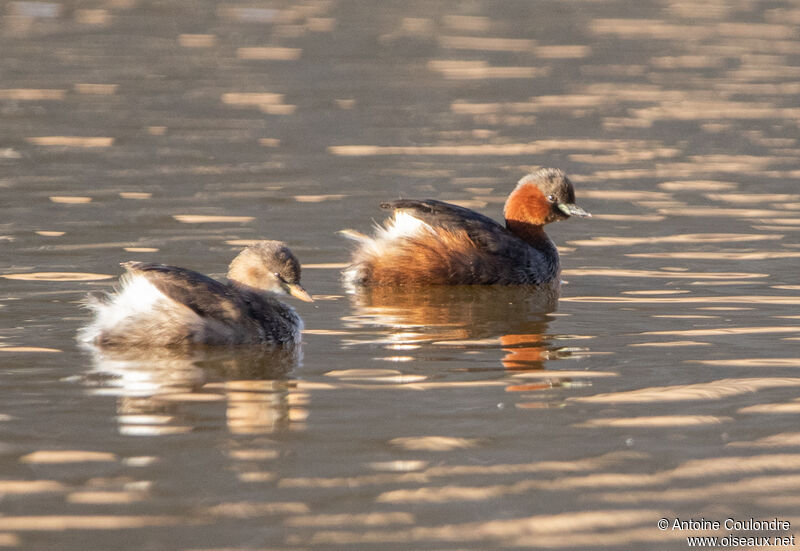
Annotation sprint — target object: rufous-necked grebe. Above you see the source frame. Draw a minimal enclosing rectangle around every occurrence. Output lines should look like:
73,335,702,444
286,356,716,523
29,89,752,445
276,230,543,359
342,168,590,287
79,241,313,347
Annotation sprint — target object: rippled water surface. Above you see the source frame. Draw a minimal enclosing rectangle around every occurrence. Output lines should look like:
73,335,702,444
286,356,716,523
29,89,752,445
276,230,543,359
2,0,800,549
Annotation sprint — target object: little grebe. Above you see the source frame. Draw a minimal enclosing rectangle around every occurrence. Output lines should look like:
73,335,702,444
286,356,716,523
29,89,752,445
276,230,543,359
80,241,313,347
343,168,590,287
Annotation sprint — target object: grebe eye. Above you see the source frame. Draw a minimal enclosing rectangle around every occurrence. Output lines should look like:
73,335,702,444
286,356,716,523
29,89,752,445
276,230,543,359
547,195,556,202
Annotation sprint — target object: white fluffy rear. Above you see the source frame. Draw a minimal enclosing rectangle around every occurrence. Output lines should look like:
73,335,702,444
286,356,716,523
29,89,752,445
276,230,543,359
79,274,183,344
358,210,433,255
342,211,433,288
380,210,430,239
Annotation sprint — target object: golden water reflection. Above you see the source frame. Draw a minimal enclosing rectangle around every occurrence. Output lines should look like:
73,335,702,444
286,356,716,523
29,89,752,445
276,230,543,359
343,285,600,398
82,345,304,436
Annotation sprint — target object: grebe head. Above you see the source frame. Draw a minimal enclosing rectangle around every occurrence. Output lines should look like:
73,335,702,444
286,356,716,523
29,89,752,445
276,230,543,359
227,241,313,302
504,168,590,227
